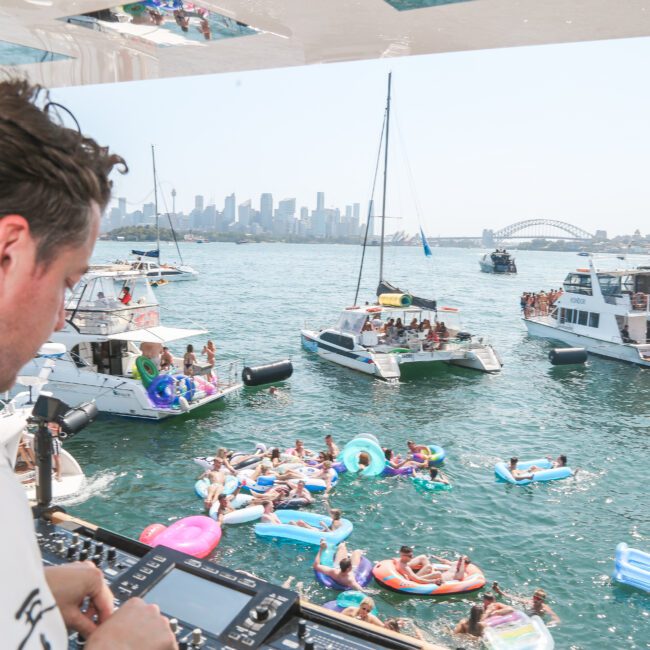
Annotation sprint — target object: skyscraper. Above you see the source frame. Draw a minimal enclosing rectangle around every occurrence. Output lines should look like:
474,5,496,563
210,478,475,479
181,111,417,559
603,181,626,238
223,193,236,229
316,191,324,212
195,195,204,211
260,193,273,231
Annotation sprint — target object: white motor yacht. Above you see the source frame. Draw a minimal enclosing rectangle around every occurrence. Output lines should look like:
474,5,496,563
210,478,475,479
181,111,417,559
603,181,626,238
91,250,198,282
301,304,502,380
523,256,650,365
2,368,85,501
14,270,242,419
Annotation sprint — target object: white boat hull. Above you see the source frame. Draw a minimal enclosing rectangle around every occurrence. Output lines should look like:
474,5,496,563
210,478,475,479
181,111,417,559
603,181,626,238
523,318,650,367
15,359,242,420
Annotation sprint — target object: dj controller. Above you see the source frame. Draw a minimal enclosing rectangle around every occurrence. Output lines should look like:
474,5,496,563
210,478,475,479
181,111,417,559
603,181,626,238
37,515,436,650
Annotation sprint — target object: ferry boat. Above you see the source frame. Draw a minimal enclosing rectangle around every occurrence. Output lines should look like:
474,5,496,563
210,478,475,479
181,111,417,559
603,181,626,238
301,303,502,380
13,270,242,419
523,256,650,365
479,249,517,274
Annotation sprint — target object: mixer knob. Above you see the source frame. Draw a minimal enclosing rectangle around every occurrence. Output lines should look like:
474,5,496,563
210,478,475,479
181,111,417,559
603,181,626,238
95,542,104,555
169,618,178,633
83,538,92,550
178,642,188,650
253,606,269,622
56,539,66,554
304,637,315,650
107,547,117,562
79,549,89,562
66,545,78,560
298,619,307,638
71,533,80,544
191,628,202,645
92,554,102,567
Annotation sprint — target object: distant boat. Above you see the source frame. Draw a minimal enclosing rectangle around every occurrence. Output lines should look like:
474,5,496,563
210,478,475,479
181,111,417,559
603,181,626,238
116,235,125,241
236,239,250,244
479,249,517,274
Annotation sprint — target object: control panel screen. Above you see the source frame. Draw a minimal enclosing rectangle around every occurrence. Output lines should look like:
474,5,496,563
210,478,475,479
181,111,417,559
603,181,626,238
143,568,252,637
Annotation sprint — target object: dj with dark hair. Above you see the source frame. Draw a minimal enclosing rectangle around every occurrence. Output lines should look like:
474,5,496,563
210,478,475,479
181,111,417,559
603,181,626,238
0,78,176,649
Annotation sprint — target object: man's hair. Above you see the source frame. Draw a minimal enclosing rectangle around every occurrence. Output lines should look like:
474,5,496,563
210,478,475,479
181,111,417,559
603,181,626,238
339,558,352,572
399,545,413,554
0,78,126,265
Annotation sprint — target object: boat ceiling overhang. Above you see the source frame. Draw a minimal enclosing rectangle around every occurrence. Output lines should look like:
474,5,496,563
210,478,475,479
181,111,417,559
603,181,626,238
2,1,650,89
106,325,206,343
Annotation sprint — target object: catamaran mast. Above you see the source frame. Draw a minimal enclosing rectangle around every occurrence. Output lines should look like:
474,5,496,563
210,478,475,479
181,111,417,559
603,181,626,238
379,72,391,285
151,144,160,257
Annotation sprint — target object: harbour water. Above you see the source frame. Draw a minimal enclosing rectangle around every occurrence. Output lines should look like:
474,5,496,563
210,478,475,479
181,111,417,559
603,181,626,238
64,241,650,649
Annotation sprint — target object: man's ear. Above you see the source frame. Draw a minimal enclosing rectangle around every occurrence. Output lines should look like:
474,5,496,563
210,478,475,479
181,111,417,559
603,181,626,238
0,215,32,283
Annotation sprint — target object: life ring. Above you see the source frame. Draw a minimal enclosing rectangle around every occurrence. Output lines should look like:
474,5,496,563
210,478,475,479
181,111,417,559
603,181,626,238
366,307,382,313
147,375,176,408
413,444,446,467
135,356,158,388
340,437,386,477
373,558,485,595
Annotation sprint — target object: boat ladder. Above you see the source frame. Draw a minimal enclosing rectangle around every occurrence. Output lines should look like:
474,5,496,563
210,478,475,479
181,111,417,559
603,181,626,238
373,354,401,381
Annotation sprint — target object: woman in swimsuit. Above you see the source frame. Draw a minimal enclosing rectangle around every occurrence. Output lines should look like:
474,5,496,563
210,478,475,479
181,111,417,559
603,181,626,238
183,344,197,376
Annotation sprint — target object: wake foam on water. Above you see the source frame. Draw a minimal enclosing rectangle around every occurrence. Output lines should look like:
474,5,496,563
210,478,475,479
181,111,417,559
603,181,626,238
56,470,122,507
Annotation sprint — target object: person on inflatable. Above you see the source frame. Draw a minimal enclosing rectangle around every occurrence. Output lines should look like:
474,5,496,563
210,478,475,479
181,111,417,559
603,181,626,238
287,480,314,504
491,583,561,626
200,457,231,509
407,440,430,455
250,484,290,506
322,497,344,531
525,454,569,473
324,434,339,458
427,465,450,486
395,546,471,584
213,489,242,525
383,448,425,471
288,438,315,460
480,593,514,619
508,457,535,481
313,540,365,591
341,597,384,628
259,500,328,530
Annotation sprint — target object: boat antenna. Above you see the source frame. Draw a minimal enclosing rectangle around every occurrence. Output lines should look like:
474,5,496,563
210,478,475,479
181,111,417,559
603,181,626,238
354,113,388,306
151,144,160,258
157,186,185,265
379,71,392,285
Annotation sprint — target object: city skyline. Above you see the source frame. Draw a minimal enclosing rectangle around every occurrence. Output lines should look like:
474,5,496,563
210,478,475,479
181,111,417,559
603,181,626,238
54,35,650,238
105,189,384,240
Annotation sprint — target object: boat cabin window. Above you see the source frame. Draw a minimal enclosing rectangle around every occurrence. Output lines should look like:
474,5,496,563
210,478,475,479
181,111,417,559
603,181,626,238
597,274,621,297
321,331,355,350
634,274,650,294
560,308,600,329
563,273,592,296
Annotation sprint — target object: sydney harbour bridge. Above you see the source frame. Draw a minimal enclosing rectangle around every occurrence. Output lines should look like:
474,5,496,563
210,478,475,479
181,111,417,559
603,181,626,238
429,219,596,246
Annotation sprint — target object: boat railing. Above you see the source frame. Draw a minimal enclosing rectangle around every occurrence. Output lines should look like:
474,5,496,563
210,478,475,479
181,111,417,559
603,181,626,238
214,359,242,389
66,305,161,335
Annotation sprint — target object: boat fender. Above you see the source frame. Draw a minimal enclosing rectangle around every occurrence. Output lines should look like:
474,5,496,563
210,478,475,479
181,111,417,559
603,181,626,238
135,355,159,388
242,359,293,387
549,347,587,365
177,396,190,412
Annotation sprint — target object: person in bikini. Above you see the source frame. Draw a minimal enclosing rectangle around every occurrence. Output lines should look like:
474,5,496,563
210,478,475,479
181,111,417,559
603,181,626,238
183,344,196,376
313,539,365,591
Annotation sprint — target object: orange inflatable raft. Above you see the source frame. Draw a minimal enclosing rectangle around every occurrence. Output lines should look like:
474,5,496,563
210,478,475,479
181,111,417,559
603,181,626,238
372,558,486,595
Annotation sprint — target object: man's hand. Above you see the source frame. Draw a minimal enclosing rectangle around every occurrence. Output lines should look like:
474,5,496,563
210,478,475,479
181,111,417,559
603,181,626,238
86,599,177,649
44,562,114,638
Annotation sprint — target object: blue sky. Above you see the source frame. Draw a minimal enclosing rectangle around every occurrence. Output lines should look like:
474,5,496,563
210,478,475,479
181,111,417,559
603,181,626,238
54,35,650,237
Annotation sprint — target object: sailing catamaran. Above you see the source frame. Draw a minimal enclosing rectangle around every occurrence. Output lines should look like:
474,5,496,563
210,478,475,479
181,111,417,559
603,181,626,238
301,74,502,379
92,146,198,282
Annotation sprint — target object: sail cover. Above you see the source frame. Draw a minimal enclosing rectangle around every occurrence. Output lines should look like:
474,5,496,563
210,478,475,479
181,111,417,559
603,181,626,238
377,280,437,311
131,249,160,258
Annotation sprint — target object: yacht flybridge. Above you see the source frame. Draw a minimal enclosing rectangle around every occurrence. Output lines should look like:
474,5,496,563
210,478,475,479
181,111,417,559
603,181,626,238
91,249,198,282
14,271,241,419
523,256,650,366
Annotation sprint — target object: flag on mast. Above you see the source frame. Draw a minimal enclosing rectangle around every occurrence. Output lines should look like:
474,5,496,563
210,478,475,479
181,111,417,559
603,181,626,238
420,226,432,257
